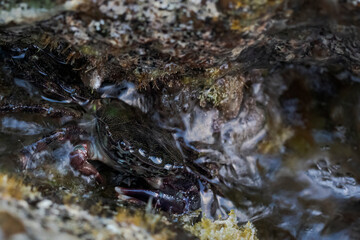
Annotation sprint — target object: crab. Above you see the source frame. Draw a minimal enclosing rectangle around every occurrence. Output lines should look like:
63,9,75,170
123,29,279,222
2,98,201,214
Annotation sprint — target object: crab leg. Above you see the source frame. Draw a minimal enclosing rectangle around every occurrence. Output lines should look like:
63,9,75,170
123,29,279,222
115,187,189,214
0,103,82,118
19,129,67,168
19,127,104,184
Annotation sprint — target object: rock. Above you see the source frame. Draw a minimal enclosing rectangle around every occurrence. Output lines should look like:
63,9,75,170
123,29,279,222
0,211,26,238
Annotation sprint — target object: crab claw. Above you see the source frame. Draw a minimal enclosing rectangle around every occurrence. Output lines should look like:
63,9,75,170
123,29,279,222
115,187,190,214
70,144,104,184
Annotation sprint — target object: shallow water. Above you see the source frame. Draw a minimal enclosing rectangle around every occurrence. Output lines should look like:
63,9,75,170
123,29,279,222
1,0,360,239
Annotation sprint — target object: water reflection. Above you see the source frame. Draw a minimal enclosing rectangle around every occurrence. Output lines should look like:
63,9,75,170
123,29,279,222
1,116,46,135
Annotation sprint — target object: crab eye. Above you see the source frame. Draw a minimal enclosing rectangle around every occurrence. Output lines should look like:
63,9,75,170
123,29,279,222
119,141,129,150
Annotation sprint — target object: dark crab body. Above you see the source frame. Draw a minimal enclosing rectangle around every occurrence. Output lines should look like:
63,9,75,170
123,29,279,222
95,100,184,178
93,100,201,213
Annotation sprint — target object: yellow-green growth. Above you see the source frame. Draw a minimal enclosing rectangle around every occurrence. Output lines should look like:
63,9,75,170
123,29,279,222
0,174,40,200
79,45,99,57
228,0,284,32
114,209,175,240
198,75,244,109
199,84,225,107
185,210,258,240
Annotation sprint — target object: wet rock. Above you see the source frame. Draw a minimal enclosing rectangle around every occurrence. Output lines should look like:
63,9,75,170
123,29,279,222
0,174,194,240
1,0,360,239
199,75,245,120
0,0,84,25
